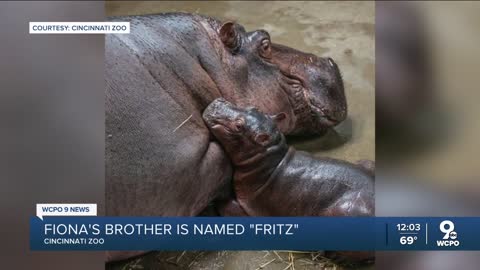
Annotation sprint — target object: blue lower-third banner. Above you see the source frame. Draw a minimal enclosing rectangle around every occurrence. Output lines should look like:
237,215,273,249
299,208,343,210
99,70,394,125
30,217,480,251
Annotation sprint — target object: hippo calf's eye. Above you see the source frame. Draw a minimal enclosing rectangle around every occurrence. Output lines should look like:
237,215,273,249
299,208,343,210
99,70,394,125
259,39,272,59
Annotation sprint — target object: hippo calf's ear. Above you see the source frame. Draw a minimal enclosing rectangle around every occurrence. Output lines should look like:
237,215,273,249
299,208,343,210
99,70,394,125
219,22,240,53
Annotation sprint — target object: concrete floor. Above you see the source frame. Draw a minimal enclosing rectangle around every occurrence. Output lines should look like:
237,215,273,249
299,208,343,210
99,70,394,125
106,1,374,269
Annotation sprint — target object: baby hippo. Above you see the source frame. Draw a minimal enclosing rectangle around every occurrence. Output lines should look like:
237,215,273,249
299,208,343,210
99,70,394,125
203,98,374,217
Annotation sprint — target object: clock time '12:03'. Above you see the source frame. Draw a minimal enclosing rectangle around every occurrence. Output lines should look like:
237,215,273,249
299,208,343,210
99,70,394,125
397,223,421,232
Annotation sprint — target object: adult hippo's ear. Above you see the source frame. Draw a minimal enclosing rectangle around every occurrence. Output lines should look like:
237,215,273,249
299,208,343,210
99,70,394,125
271,112,287,123
219,22,240,53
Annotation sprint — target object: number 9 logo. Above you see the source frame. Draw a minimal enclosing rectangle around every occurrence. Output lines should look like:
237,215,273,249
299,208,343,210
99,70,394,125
440,220,455,240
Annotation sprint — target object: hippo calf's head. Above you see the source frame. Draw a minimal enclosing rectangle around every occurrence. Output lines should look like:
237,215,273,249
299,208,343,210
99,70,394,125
212,20,346,136
203,98,286,165
271,44,347,135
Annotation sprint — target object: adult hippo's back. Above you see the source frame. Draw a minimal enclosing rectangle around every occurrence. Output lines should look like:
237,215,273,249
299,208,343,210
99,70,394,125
106,13,346,217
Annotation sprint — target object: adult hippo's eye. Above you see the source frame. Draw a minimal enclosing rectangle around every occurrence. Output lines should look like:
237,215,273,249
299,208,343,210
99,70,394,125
291,82,302,90
259,39,272,59
287,76,303,91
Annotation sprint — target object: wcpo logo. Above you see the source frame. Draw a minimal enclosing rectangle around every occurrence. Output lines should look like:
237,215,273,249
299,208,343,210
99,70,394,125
437,220,460,247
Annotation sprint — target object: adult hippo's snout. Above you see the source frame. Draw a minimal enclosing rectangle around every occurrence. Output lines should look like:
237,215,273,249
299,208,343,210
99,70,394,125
272,44,347,135
310,57,347,123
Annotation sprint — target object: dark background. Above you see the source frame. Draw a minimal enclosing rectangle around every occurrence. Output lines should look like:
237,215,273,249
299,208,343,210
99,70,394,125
0,2,104,269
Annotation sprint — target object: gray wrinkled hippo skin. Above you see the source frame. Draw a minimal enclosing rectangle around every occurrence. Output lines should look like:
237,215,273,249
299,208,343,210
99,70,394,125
106,12,346,262
106,12,346,219
202,98,374,217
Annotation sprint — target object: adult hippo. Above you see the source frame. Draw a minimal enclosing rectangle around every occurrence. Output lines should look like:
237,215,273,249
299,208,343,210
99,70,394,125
106,13,345,220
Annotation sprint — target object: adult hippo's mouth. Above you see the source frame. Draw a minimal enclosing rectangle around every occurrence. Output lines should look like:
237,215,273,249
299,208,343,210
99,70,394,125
279,71,345,134
310,102,342,126
283,82,340,133
273,44,347,136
